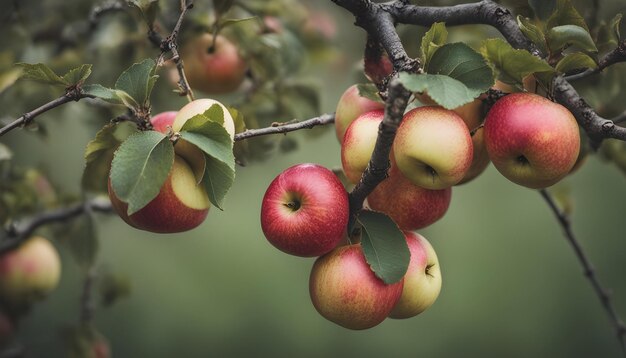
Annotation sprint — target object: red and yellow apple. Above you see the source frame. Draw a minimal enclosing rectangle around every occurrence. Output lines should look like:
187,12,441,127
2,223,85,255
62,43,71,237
483,93,580,189
389,232,442,319
309,244,404,330
180,34,247,94
341,109,384,184
393,106,473,189
335,85,385,142
0,236,61,305
260,164,349,257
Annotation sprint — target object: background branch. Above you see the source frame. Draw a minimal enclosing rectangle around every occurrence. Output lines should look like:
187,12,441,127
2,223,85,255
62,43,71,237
234,114,335,141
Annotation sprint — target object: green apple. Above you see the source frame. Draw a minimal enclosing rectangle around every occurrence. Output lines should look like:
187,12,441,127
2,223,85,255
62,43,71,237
393,106,473,189
335,85,385,142
341,109,384,184
0,236,61,305
483,93,580,189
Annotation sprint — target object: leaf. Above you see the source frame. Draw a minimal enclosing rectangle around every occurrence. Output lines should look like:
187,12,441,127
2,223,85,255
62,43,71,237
546,0,589,31
128,0,159,27
596,14,623,51
228,107,246,134
356,83,383,103
61,64,92,85
15,63,66,86
109,131,174,215
66,212,98,270
517,16,548,55
426,42,495,97
420,22,448,67
82,84,128,106
357,211,410,284
202,156,236,210
179,126,235,170
529,0,556,21
399,73,477,109
219,16,258,29
610,14,623,42
547,25,597,52
480,38,555,85
114,59,158,107
555,53,597,73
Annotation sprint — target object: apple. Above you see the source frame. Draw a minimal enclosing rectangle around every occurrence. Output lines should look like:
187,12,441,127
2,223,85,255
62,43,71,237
260,164,349,257
173,98,236,140
367,164,451,231
0,236,61,305
341,109,384,184
335,85,385,142
150,111,177,133
309,244,403,330
483,93,580,189
393,106,473,189
180,34,247,94
389,232,442,319
364,52,393,85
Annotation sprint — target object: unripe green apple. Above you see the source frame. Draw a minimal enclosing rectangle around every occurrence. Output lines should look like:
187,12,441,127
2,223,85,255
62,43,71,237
393,106,473,189
367,163,451,231
180,34,247,94
484,93,580,189
335,85,385,142
0,236,61,305
389,232,442,319
309,244,404,330
341,109,384,184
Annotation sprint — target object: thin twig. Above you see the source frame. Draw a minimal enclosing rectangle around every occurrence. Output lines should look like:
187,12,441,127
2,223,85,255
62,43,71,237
234,113,335,141
565,40,626,82
540,189,626,353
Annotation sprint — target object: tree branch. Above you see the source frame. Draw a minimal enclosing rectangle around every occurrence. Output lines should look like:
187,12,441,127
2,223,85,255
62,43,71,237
0,197,112,254
566,40,626,82
234,113,335,141
540,189,626,353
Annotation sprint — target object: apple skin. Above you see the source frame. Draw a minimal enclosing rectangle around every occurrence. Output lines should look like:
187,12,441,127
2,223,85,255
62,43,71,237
261,164,349,257
173,98,236,140
180,34,247,94
389,232,442,319
335,85,385,142
108,155,210,233
341,109,384,184
367,164,451,231
393,106,473,189
309,244,404,330
0,236,61,305
484,93,580,189
150,111,178,133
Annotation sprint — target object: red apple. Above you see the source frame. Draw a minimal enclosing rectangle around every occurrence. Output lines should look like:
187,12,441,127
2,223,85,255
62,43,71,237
180,34,247,94
389,232,442,319
484,93,580,188
341,109,384,184
335,85,385,142
260,164,349,257
0,236,61,305
367,164,451,231
150,111,177,133
309,244,404,330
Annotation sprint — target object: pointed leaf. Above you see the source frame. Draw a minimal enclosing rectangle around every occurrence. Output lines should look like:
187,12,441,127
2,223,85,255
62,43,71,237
420,22,448,67
128,0,159,27
547,0,589,31
518,16,548,54
356,83,383,103
357,211,410,284
82,84,128,106
555,53,597,73
15,63,67,86
110,131,174,215
480,38,555,85
399,73,476,109
202,156,235,210
61,64,92,85
114,59,158,107
547,25,597,52
529,0,556,21
179,127,235,170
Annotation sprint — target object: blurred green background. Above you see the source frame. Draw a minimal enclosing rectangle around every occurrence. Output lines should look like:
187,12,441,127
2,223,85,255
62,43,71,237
2,0,626,357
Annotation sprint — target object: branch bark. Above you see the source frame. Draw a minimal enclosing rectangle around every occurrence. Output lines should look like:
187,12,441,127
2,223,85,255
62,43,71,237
234,113,335,141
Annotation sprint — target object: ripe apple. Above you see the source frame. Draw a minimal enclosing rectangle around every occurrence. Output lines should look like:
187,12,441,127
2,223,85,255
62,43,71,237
341,109,384,184
483,93,580,189
389,232,442,319
393,106,473,189
309,244,404,330
0,236,61,305
367,164,451,231
180,34,247,94
173,98,236,140
261,164,349,257
335,85,385,142
364,53,393,85
108,154,210,233
150,111,177,133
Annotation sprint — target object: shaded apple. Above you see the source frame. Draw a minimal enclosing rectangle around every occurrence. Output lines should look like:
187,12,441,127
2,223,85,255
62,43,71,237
335,85,385,142
341,109,384,184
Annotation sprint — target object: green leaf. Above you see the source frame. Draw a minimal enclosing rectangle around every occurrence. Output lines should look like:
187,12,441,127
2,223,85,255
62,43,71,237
547,25,597,52
219,16,258,29
546,0,589,31
114,59,158,107
555,53,597,73
82,84,128,105
529,0,556,20
213,0,234,16
420,22,448,68
596,14,623,51
426,42,495,97
179,126,235,170
61,64,92,85
202,156,235,210
110,131,174,215
15,63,66,86
228,107,246,134
480,38,555,85
82,122,138,193
399,73,476,109
611,14,623,42
357,211,410,284
66,212,98,270
356,83,383,103
128,0,159,27
517,16,548,55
